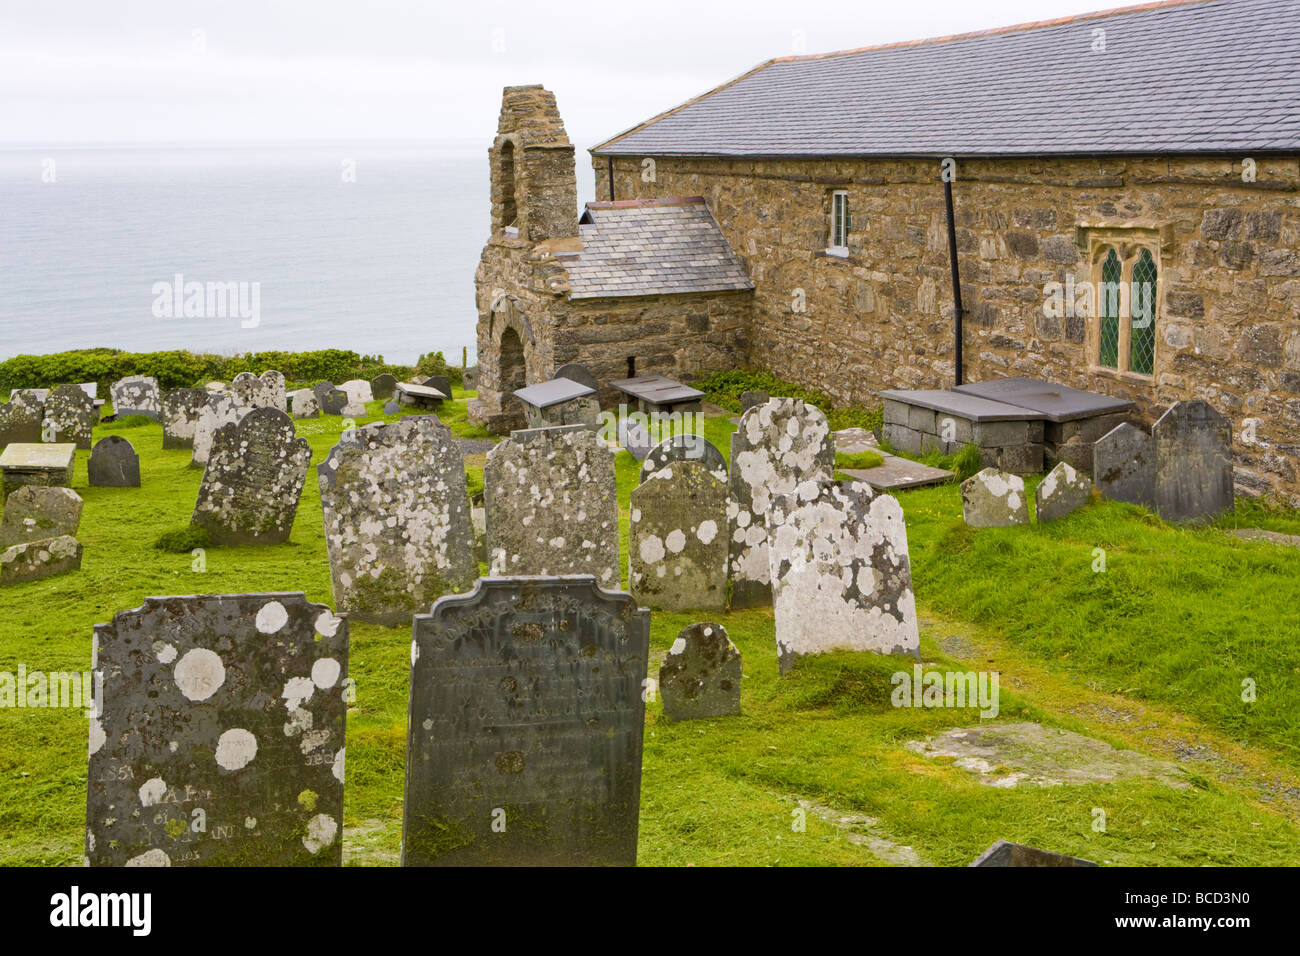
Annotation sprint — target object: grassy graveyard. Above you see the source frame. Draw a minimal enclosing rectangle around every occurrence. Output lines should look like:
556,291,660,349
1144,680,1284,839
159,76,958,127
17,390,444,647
2,389,1299,866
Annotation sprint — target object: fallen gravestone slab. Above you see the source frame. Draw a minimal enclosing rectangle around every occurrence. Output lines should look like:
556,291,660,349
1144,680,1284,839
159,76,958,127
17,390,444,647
769,480,920,671
318,417,477,625
1093,422,1156,508
659,622,741,721
1153,400,1233,524
970,841,1097,867
629,460,729,611
403,577,649,866
109,376,161,420
0,535,82,585
161,388,211,449
43,384,96,449
1034,461,1092,522
88,436,141,488
728,398,835,608
87,593,349,866
192,407,312,545
961,468,1029,527
0,486,83,547
1231,528,1300,548
639,434,728,484
484,425,619,587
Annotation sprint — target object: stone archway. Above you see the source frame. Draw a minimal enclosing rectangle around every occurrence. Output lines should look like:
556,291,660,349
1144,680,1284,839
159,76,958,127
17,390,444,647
499,326,525,395
468,293,538,433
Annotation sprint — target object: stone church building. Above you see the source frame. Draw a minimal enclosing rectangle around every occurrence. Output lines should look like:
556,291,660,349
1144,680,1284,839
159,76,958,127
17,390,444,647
471,0,1300,501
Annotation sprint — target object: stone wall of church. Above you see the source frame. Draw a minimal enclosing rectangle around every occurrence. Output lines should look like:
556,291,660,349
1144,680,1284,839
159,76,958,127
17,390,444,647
594,153,1300,502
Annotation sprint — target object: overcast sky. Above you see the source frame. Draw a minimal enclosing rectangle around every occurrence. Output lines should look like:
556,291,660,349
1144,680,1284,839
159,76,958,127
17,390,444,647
1,0,1130,152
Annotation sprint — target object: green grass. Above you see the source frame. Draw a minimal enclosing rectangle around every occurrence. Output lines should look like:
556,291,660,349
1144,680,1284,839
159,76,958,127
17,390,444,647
1,394,1298,866
835,450,885,471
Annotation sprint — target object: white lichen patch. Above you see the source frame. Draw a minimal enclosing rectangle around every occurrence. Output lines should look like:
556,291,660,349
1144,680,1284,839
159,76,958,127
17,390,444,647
173,648,226,701
125,848,171,867
215,728,258,770
138,777,167,807
311,657,341,689
256,600,289,634
303,813,338,854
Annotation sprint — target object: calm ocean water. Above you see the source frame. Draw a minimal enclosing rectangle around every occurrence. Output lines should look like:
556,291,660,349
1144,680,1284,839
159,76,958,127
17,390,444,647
0,142,570,367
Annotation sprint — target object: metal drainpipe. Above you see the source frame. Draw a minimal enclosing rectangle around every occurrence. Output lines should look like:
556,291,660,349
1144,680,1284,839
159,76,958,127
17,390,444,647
943,170,965,387
607,156,615,202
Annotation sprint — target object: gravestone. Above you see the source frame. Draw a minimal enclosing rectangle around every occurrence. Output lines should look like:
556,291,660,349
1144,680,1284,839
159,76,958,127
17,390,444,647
659,623,742,721
727,398,835,608
318,417,477,625
1153,400,1233,524
961,468,1030,527
340,401,366,418
1,535,82,585
0,486,83,547
161,388,211,449
87,593,349,866
484,425,619,588
617,415,654,461
109,376,161,420
740,389,770,413
10,389,46,412
639,434,728,485
0,399,42,449
316,384,348,415
339,380,373,405
192,408,312,545
422,375,452,400
0,443,75,502
462,366,478,391
403,576,649,866
43,384,96,449
229,371,286,411
290,388,320,419
1034,461,1092,522
370,373,397,400
629,460,728,611
970,841,1097,867
383,401,401,415
1093,422,1156,508
88,436,141,488
554,362,599,392
191,395,251,467
768,480,920,672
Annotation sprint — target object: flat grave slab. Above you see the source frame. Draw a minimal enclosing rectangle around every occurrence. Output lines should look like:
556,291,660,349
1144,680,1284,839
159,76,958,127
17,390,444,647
395,382,448,400
610,374,704,409
954,375,1133,423
1,443,77,499
513,378,596,408
878,389,1046,423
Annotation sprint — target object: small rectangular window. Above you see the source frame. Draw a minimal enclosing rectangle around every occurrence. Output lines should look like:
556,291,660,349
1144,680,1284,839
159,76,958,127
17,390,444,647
829,190,850,254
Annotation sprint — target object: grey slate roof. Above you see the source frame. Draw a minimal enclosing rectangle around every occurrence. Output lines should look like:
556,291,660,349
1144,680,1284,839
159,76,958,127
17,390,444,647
564,197,753,299
593,0,1300,157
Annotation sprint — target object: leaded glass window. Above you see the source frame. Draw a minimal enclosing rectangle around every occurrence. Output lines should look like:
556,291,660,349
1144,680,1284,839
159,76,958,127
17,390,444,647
1098,247,1122,370
1130,248,1157,376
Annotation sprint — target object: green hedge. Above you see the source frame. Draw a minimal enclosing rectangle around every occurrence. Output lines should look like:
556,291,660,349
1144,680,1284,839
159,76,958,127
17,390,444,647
693,369,882,432
0,348,466,395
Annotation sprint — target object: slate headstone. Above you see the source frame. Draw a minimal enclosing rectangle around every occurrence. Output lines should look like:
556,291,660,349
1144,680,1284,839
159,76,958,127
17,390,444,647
659,622,741,722
740,390,770,413
87,593,349,866
161,388,211,449
727,398,835,608
1034,461,1092,522
318,417,477,625
1093,422,1156,508
1153,400,1234,524
319,386,348,416
768,480,920,672
639,434,728,485
370,374,398,400
43,384,96,449
192,407,312,545
0,486,83,547
0,398,42,449
961,468,1030,527
422,375,452,400
484,425,619,588
88,435,141,488
403,576,649,866
1,535,82,585
554,362,599,392
383,401,401,415
290,388,320,419
109,376,161,420
629,460,728,611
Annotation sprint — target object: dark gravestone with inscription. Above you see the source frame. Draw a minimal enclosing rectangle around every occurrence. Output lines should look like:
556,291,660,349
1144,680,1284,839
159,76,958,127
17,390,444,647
88,593,349,866
1153,400,1234,524
88,435,141,488
403,576,650,867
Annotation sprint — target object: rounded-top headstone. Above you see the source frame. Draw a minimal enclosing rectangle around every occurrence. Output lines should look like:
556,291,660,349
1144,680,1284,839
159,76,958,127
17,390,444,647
44,384,97,450
88,435,141,488
639,434,727,485
555,363,599,392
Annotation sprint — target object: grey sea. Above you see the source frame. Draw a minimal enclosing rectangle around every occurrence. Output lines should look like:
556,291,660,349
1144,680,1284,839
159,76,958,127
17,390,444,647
0,142,543,367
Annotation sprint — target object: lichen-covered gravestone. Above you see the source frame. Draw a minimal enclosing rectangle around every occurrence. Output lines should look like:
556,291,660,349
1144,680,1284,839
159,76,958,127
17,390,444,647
1153,400,1234,524
192,407,312,545
230,371,286,411
484,425,619,588
43,384,96,449
161,388,211,449
727,398,835,608
629,460,728,611
87,593,349,866
961,468,1030,527
109,375,161,420
1034,461,1092,522
191,394,252,467
1093,422,1155,508
659,622,742,721
88,436,141,488
0,398,42,449
1,535,82,585
290,388,320,419
318,417,477,625
339,380,373,404
0,486,82,547
768,480,920,672
639,434,728,485
370,374,397,400
403,577,649,866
